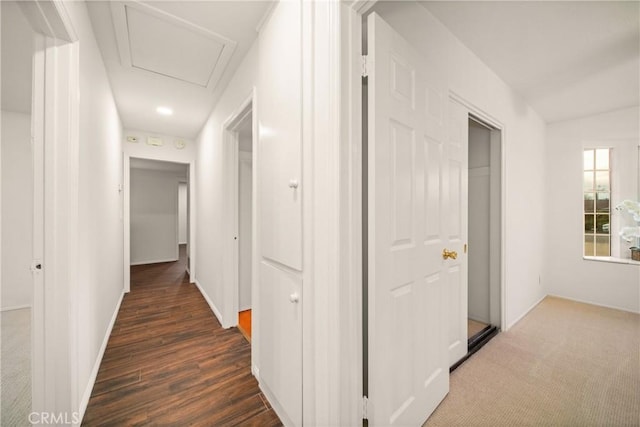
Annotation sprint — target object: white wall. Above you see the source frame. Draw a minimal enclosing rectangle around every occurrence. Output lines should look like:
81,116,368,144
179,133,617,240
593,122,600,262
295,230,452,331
123,129,195,164
1,111,33,310
238,151,252,311
63,0,125,417
373,2,548,328
545,106,640,313
178,182,187,244
130,168,180,264
468,121,491,323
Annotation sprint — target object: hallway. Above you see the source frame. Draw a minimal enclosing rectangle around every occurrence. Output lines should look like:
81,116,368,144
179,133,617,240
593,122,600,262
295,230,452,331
82,246,281,425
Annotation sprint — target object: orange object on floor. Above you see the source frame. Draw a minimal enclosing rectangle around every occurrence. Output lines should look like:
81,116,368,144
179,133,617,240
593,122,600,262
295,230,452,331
238,309,251,341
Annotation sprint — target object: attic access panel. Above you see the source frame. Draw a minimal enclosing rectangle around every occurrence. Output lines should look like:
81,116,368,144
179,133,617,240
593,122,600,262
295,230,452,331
111,1,237,89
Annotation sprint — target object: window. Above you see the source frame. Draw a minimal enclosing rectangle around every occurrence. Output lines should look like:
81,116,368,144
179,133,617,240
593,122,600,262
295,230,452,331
583,148,611,256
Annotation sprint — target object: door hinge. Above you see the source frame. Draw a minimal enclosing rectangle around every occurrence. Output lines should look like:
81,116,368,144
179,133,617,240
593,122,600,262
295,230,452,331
361,55,368,78
363,395,369,420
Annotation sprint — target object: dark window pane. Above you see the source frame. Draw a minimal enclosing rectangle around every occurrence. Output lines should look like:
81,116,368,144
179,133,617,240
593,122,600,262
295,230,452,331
596,192,609,213
584,235,595,256
584,193,595,213
595,236,610,256
584,215,595,233
596,214,610,234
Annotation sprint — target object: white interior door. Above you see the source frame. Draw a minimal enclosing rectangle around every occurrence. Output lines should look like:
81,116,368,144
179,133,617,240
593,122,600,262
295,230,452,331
367,12,460,425
446,100,469,366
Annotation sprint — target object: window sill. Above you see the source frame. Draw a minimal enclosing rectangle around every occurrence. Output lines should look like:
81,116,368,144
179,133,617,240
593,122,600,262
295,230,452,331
583,256,640,266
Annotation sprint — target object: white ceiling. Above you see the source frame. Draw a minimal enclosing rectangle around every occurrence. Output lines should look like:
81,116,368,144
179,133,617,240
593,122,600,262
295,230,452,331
419,1,640,123
1,1,34,114
87,1,272,139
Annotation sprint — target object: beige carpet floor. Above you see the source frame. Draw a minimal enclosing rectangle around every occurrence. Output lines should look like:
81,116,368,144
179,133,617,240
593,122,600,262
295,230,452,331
1,308,31,426
425,296,640,426
468,319,489,338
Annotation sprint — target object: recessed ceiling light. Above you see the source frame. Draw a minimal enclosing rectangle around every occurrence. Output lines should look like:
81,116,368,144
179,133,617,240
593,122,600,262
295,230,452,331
156,106,173,116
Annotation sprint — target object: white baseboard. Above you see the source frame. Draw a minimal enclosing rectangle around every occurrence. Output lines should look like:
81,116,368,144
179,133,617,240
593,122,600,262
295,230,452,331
77,290,125,425
194,279,226,328
547,293,640,314
0,304,32,312
506,294,546,330
260,380,293,427
130,258,178,266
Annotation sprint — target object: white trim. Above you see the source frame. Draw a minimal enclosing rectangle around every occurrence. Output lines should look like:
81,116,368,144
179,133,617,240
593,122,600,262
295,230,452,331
449,92,507,331
76,290,125,425
341,2,365,425
547,294,640,314
260,380,295,427
130,258,179,266
583,256,640,266
17,0,78,42
0,304,33,312
302,1,345,425
29,10,80,416
221,92,254,330
506,294,546,330
109,1,236,90
194,279,225,327
123,154,131,293
255,1,277,34
349,0,378,15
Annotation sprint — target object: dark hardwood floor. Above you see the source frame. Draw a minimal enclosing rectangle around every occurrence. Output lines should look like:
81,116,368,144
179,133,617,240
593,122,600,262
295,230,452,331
82,245,282,426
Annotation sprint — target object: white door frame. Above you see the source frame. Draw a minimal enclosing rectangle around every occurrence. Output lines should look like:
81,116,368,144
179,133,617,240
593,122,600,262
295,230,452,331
450,92,507,331
221,90,255,331
18,0,80,418
123,154,196,293
221,89,260,380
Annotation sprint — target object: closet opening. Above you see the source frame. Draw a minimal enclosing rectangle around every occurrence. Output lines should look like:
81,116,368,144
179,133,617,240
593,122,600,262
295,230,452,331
455,114,502,370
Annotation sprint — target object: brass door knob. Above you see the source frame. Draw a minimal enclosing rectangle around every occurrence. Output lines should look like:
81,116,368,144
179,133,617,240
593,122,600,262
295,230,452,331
442,249,458,260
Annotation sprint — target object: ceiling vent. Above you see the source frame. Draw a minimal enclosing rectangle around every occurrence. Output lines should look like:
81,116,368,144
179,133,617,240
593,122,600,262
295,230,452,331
110,1,237,89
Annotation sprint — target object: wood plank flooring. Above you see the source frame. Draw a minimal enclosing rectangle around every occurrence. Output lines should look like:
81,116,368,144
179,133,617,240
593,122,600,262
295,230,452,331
82,245,282,426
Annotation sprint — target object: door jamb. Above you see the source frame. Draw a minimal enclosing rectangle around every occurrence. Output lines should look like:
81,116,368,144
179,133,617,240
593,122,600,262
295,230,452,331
450,92,507,331
342,1,373,424
221,91,255,331
18,0,80,417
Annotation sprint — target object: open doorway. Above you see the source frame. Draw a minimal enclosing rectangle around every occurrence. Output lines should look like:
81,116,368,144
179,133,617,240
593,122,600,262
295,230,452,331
1,3,36,423
128,158,190,280
225,102,255,341
236,112,253,341
466,115,502,355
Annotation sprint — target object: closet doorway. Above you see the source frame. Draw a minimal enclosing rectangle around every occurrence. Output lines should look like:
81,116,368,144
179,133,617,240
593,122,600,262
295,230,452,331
466,115,502,358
